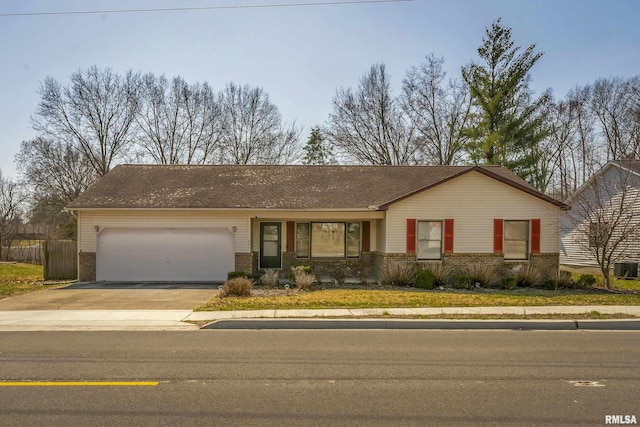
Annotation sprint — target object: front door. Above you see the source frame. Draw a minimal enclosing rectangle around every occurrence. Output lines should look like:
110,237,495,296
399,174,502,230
260,222,281,269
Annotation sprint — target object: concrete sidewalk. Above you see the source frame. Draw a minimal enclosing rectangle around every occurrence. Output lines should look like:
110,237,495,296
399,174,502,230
0,305,638,331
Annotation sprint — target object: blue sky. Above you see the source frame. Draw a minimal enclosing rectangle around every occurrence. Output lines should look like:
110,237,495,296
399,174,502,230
1,0,639,178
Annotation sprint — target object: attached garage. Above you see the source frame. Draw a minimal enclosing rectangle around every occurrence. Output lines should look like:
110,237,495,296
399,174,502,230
96,228,234,282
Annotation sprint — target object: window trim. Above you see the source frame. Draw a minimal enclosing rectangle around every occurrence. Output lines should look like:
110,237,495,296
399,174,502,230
503,220,530,261
416,220,443,261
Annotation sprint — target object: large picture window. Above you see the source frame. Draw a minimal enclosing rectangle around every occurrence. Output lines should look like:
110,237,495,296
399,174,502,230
417,221,442,260
295,222,361,258
311,223,345,257
504,220,529,260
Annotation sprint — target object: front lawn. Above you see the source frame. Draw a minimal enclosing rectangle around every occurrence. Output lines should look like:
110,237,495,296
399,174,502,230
610,277,640,291
0,263,63,298
196,287,640,311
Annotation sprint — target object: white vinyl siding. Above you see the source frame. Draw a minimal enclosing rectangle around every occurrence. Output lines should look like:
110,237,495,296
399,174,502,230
78,210,251,253
560,165,640,268
385,171,560,254
376,219,386,253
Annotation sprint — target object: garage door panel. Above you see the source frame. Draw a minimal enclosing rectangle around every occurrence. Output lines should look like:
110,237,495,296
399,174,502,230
97,228,234,282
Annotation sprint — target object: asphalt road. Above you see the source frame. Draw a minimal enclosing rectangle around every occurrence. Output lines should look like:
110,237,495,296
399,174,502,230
0,330,638,426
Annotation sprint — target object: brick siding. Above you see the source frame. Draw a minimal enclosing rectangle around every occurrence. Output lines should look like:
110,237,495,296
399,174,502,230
78,251,96,282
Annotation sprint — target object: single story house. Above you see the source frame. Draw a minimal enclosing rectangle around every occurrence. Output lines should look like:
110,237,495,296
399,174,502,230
560,160,640,274
66,164,568,283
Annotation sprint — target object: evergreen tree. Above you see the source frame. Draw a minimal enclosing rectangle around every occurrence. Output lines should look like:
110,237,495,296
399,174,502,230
462,18,551,183
302,127,334,165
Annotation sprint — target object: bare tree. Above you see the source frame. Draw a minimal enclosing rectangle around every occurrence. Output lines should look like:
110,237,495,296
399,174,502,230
136,74,221,164
217,83,301,164
326,63,418,165
570,86,601,186
32,66,141,176
16,137,96,204
591,77,640,161
566,162,640,288
544,86,604,199
545,98,579,199
15,137,95,239
402,54,473,165
0,170,25,260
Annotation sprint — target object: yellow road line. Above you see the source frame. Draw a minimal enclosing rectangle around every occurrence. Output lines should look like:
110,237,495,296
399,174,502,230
0,381,158,387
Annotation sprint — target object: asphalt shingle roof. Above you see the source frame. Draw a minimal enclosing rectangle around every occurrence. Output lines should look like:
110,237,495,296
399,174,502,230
66,164,567,210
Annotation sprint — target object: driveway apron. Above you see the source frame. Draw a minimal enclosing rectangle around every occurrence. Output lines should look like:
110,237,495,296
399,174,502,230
0,282,220,310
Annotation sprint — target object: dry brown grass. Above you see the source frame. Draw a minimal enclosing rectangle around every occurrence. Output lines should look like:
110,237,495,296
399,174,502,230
197,287,640,311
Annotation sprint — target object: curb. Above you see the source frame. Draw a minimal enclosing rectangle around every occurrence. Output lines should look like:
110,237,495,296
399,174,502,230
201,319,640,330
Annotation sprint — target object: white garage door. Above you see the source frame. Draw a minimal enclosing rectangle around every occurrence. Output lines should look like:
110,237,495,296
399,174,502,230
96,228,234,282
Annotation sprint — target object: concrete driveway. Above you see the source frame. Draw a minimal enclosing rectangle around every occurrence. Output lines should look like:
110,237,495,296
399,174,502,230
0,282,220,310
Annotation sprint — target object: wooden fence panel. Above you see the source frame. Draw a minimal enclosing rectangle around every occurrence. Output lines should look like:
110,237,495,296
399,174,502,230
44,241,77,280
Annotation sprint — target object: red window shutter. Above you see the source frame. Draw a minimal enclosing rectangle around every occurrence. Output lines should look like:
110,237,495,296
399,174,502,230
444,219,454,254
362,221,371,252
406,219,417,254
286,221,295,252
493,219,503,254
531,218,541,254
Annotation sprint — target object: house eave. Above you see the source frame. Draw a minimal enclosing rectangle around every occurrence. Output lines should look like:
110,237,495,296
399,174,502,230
65,207,384,213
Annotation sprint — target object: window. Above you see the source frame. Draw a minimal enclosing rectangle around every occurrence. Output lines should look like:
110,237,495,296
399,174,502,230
296,223,310,258
296,222,361,258
504,220,529,260
347,223,361,258
311,223,345,257
417,221,442,260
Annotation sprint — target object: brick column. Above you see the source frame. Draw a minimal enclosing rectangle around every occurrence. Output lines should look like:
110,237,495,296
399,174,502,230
78,252,96,282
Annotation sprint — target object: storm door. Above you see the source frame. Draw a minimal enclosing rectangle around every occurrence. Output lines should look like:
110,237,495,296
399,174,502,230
260,222,281,269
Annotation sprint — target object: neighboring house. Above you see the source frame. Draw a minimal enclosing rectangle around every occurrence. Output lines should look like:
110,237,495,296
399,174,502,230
66,164,568,283
560,160,640,273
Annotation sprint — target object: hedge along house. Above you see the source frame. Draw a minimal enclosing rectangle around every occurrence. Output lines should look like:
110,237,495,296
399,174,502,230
66,164,568,283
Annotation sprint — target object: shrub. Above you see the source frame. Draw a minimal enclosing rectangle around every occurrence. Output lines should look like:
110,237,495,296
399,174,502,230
415,269,435,289
500,276,516,290
259,269,279,288
577,274,597,288
429,263,454,287
455,275,474,289
380,262,416,287
511,264,540,288
543,278,558,290
289,265,313,281
463,263,495,287
556,270,574,288
219,277,254,297
290,266,316,291
227,271,248,280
